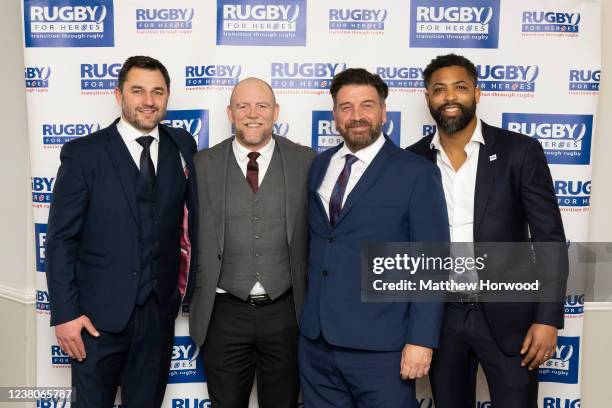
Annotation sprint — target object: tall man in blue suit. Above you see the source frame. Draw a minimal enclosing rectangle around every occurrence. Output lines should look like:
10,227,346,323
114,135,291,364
408,54,567,408
299,68,450,407
46,56,198,407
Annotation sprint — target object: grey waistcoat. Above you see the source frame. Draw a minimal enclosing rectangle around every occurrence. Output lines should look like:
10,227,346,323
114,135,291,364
218,146,291,300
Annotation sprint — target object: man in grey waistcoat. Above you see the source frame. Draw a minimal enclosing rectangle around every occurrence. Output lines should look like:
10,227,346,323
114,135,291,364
189,77,315,407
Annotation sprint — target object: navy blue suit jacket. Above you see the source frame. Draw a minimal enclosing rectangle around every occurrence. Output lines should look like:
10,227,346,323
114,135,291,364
300,138,450,351
408,121,567,355
46,119,198,332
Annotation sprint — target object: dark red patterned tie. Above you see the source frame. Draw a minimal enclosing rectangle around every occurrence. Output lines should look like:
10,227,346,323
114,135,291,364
246,151,260,193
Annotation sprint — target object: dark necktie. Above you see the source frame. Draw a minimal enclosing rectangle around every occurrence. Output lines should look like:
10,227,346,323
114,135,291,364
329,154,358,225
246,151,260,193
136,136,155,191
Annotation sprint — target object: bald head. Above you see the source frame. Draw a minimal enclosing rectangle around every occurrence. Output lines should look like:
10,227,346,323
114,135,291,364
227,77,280,151
229,77,276,107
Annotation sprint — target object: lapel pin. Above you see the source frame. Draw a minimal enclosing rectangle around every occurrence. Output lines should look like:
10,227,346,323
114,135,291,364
489,154,497,162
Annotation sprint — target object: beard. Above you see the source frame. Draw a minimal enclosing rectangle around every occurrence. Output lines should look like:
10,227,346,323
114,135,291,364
428,100,476,135
122,104,165,133
338,119,383,152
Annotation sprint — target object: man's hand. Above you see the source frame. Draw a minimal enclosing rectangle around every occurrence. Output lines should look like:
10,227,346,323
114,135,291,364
55,315,99,362
400,344,433,380
520,323,557,370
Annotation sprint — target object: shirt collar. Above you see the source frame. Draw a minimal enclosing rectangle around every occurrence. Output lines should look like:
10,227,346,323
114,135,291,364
232,135,276,163
337,132,385,165
430,118,484,151
116,117,160,143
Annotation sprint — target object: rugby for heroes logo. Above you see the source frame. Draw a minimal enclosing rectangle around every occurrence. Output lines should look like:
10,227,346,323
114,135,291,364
522,11,580,36
24,0,114,47
25,66,51,92
35,223,47,272
36,290,50,313
162,110,210,150
51,344,70,366
539,336,580,384
542,398,580,408
311,111,401,153
564,294,584,316
476,64,539,97
42,122,100,147
271,63,346,94
569,69,600,94
80,63,121,94
136,8,194,31
410,0,500,49
555,179,590,211
376,66,424,92
328,9,387,35
32,176,55,207
168,336,206,384
185,65,242,90
502,113,592,165
217,0,307,46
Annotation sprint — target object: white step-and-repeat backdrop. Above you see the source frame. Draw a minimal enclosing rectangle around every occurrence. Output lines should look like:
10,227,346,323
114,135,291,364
24,1,597,407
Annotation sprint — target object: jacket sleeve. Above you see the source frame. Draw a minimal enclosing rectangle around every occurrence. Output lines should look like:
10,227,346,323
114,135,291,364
520,140,568,328
45,142,89,326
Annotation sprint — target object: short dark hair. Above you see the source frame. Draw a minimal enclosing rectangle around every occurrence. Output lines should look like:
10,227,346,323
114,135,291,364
117,55,171,91
330,68,388,106
423,54,478,88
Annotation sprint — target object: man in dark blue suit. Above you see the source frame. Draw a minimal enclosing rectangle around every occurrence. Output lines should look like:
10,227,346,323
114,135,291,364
407,54,567,408
46,56,198,407
299,68,449,407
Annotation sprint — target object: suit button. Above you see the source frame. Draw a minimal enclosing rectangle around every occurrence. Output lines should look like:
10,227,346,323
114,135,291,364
321,270,328,276
328,237,334,243
254,235,260,239
255,253,260,257
255,272,261,277
217,254,221,260
253,216,260,221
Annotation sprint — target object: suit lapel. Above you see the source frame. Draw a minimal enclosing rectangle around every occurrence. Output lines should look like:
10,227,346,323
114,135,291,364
104,122,140,226
473,122,498,238
333,138,396,228
276,136,299,245
207,139,232,253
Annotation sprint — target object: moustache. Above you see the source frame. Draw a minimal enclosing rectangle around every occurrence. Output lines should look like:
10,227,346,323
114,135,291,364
347,120,372,128
439,103,464,111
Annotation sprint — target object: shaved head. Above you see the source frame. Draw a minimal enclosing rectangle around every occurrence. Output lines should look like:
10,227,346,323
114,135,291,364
229,77,276,106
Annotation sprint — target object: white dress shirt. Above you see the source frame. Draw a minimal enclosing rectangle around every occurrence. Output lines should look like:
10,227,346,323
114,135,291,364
431,120,484,291
231,136,275,185
216,136,276,296
431,120,484,243
317,133,386,220
116,117,159,172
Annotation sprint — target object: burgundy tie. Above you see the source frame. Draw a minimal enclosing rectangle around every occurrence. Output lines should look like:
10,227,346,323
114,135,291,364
329,154,358,225
246,151,260,193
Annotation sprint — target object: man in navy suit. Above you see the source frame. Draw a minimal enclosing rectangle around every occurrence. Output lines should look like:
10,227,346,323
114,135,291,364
46,56,198,407
407,54,567,408
299,68,449,407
